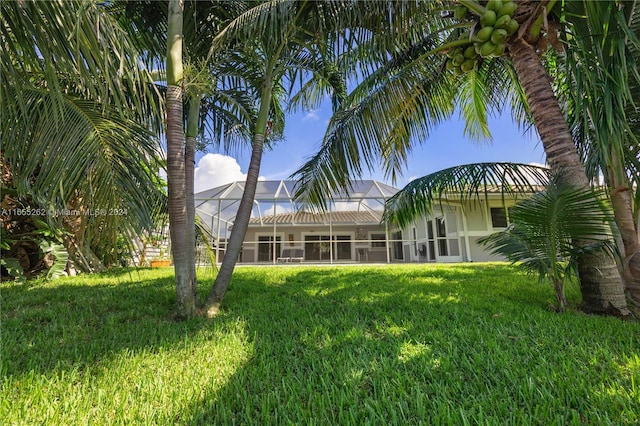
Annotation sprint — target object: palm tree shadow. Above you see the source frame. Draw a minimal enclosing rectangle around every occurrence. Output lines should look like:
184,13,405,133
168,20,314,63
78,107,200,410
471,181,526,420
3,272,209,377
183,264,548,424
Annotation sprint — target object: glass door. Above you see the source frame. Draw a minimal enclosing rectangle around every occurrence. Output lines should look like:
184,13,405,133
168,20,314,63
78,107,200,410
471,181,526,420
392,231,403,260
334,235,352,260
305,235,331,261
258,236,281,261
433,215,461,261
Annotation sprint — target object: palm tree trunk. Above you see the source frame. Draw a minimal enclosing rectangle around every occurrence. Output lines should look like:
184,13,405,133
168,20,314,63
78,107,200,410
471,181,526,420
185,97,200,304
552,277,567,313
204,79,273,317
509,39,629,316
608,167,640,305
167,0,196,319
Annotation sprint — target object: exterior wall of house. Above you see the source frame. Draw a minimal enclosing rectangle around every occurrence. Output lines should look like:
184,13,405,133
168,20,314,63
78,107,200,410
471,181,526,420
216,196,522,265
467,237,506,262
393,198,521,263
464,206,490,231
455,199,515,262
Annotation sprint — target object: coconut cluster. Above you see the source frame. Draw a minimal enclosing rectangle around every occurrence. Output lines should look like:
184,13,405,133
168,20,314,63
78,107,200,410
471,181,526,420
446,0,519,75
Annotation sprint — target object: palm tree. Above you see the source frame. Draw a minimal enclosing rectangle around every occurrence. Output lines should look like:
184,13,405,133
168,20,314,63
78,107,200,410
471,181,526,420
201,0,424,315
293,0,631,316
202,0,357,316
478,181,618,312
1,0,164,273
558,1,640,305
165,0,199,318
115,0,257,318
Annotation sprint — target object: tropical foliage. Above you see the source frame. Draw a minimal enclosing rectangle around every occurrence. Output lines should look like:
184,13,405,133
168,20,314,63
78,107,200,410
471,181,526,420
478,182,618,312
558,0,640,304
293,0,632,316
383,162,550,228
0,0,164,277
3,0,638,320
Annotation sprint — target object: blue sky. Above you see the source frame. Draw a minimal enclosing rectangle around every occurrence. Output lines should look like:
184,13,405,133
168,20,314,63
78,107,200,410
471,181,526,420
194,103,547,193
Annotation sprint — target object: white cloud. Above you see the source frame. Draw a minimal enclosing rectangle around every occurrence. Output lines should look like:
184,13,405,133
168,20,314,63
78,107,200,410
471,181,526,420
194,154,249,193
302,109,320,122
528,162,548,169
262,204,293,217
332,201,356,211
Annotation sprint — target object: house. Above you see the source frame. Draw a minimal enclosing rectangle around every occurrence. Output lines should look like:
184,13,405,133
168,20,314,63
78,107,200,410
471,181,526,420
194,179,532,264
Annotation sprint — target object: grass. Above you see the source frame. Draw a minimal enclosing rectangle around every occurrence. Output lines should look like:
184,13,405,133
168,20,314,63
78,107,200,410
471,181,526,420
2,263,639,425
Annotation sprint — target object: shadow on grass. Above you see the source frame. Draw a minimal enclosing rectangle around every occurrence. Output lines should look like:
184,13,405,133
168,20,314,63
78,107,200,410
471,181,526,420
2,270,211,377
5,264,636,424
182,264,637,424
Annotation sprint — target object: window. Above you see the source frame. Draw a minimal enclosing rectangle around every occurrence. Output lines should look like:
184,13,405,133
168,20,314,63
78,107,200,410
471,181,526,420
427,220,435,260
305,235,330,261
490,207,508,228
370,233,386,248
335,235,351,260
392,231,403,260
436,217,447,238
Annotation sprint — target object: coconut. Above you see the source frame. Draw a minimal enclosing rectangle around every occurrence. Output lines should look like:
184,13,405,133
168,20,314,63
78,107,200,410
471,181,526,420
480,41,497,57
461,58,476,73
498,2,518,18
487,0,503,12
506,19,519,35
476,26,494,42
454,5,468,20
480,10,497,27
492,43,506,57
464,45,478,59
490,29,508,44
452,53,465,66
494,14,511,30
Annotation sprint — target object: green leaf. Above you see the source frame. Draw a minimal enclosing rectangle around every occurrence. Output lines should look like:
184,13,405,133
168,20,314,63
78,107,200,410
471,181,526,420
0,258,26,284
39,241,69,280
383,162,550,228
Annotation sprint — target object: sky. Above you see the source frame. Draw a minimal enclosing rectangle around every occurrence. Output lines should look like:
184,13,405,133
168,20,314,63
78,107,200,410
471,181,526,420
193,100,547,194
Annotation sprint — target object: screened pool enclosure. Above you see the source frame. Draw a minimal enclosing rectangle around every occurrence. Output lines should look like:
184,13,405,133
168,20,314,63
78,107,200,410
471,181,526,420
194,180,403,264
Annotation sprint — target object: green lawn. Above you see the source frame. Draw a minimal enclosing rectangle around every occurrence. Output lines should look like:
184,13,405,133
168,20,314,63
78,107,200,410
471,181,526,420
2,263,639,425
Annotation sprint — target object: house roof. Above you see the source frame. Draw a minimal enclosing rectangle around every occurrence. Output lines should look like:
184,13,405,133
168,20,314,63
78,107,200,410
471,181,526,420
248,210,383,226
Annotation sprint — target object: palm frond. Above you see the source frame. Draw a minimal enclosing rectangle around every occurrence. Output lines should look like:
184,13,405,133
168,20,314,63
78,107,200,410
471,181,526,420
562,0,640,186
383,162,551,228
456,68,494,141
479,182,618,282
2,87,164,260
291,2,537,210
291,40,457,208
0,0,161,125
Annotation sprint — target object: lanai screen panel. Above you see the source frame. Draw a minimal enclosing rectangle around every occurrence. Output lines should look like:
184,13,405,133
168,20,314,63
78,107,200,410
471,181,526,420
194,179,399,240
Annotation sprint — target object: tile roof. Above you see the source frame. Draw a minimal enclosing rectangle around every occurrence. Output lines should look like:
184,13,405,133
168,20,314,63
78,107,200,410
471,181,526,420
249,210,383,225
